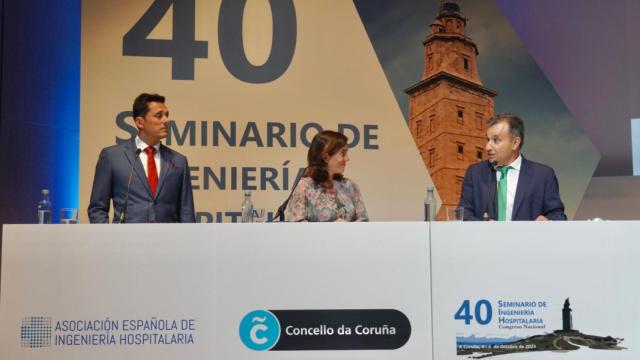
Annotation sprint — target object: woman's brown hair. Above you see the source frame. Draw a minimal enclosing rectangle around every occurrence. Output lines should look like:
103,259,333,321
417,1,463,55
304,130,348,185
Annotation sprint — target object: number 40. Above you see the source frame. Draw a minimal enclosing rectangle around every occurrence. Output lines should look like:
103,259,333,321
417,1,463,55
123,0,297,83
454,299,492,325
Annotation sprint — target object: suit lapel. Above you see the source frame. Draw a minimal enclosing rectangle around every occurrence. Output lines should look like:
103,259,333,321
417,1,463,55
511,157,531,220
155,145,172,197
124,140,153,197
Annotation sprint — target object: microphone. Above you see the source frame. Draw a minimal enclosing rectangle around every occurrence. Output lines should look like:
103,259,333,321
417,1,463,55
483,161,498,221
119,148,142,224
271,167,307,222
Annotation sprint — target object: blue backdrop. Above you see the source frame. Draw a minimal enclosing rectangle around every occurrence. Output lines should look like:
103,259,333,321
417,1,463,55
0,0,80,234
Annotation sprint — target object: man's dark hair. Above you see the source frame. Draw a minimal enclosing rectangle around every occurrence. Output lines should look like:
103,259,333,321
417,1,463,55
487,113,525,149
132,93,165,119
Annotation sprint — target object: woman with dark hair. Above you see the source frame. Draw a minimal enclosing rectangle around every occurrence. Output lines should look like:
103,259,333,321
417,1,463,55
285,130,368,222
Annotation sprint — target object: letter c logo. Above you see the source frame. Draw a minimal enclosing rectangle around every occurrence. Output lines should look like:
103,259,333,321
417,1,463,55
239,310,280,351
249,318,268,344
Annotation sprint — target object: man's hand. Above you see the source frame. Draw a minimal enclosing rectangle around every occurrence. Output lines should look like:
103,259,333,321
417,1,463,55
535,215,548,221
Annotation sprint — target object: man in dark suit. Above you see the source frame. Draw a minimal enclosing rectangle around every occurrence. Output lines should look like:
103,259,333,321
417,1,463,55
459,114,566,221
88,93,195,223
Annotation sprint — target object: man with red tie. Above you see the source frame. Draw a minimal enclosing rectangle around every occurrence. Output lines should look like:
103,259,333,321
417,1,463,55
88,93,195,223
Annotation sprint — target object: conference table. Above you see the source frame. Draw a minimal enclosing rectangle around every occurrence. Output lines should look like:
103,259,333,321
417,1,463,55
1,222,637,359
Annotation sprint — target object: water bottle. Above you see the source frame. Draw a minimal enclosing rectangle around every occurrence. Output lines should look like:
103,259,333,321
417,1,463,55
241,191,254,223
37,189,52,224
424,185,436,222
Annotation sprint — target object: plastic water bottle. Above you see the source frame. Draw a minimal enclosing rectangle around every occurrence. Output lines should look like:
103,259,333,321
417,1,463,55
37,189,52,224
241,191,254,223
424,185,436,222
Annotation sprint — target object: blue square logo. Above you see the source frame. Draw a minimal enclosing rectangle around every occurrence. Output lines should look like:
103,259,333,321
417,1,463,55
21,316,52,348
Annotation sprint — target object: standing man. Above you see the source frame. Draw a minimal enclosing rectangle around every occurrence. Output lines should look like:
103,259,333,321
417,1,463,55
88,93,195,223
458,114,566,221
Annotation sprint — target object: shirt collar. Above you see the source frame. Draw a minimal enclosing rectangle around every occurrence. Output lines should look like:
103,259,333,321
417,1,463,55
135,135,161,153
505,153,522,171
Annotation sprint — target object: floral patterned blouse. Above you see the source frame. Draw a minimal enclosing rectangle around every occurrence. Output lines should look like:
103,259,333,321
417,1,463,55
285,177,369,222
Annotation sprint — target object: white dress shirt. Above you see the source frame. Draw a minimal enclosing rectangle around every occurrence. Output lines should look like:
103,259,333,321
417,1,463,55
495,154,521,221
135,136,161,177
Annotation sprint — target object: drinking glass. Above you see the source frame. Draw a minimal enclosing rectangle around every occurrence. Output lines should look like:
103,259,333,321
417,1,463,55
446,206,464,221
60,208,78,224
252,208,266,223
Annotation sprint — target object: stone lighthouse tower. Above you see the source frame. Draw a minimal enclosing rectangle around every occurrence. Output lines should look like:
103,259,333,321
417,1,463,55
405,1,497,219
562,298,573,331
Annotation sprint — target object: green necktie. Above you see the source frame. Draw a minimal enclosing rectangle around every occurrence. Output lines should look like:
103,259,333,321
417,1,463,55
497,166,511,221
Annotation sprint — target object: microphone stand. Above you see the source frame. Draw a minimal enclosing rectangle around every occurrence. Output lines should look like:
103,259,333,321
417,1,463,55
119,148,142,223
271,168,306,222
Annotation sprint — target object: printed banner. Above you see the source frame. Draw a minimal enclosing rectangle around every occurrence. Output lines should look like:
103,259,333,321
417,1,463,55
3,222,640,358
79,0,434,223
0,223,432,359
431,221,640,359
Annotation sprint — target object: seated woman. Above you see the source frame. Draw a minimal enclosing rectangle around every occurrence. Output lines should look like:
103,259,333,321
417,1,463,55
286,130,368,222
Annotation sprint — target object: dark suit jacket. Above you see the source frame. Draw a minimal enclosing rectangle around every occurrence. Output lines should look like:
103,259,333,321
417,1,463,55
88,139,195,223
458,157,567,221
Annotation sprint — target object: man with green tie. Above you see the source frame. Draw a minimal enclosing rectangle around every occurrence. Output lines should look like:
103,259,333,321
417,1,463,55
458,114,567,221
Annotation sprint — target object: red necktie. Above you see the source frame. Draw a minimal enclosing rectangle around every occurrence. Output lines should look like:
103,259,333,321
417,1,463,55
144,146,158,196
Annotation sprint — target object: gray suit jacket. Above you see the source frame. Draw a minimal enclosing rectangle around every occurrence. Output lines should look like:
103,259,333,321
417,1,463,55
88,139,195,223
